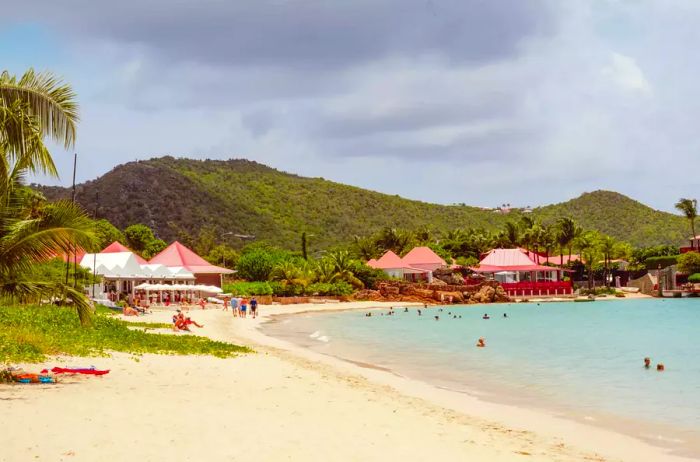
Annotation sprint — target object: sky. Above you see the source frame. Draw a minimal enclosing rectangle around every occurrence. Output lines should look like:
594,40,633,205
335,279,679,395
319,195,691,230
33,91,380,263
2,0,699,212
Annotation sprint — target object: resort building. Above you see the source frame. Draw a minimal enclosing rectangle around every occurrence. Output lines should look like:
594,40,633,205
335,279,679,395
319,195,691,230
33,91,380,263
368,247,447,283
148,241,234,287
472,248,572,296
79,249,195,300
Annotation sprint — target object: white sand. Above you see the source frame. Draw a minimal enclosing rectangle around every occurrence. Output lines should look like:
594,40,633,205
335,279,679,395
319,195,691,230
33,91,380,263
2,301,695,462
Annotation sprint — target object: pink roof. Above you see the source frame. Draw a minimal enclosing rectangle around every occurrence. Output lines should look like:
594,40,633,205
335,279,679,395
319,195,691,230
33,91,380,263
101,241,147,264
149,241,234,274
402,247,446,266
366,258,378,266
480,248,538,267
369,250,405,269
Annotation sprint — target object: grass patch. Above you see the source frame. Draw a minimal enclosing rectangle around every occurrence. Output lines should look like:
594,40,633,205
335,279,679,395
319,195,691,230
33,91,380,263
0,305,252,363
123,321,175,330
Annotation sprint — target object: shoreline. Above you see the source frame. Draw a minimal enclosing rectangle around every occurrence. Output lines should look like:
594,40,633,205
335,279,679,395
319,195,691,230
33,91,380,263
242,300,694,462
3,299,694,462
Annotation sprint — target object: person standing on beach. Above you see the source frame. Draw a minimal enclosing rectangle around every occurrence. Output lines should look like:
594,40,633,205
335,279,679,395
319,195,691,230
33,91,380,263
231,297,239,317
250,297,258,318
223,297,229,311
240,298,248,318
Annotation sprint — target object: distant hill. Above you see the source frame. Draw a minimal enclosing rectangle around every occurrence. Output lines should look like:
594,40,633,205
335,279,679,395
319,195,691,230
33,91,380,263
36,157,689,249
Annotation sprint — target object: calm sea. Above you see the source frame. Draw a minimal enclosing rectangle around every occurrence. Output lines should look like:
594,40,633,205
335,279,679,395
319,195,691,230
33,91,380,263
263,298,700,457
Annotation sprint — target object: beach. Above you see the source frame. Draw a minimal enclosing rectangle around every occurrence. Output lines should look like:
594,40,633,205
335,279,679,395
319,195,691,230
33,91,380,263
2,300,695,462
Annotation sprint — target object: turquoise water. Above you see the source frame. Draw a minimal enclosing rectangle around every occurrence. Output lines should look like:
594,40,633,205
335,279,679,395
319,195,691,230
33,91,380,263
263,299,700,455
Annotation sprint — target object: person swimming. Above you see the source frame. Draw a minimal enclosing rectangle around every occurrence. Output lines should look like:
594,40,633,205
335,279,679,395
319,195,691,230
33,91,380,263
404,307,409,313
417,309,422,316
657,363,665,371
644,357,651,369
503,313,507,318
434,315,439,320
476,337,486,348
482,313,490,319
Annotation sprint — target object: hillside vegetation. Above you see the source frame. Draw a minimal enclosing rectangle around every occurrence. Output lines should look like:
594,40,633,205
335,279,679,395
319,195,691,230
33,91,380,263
36,157,689,249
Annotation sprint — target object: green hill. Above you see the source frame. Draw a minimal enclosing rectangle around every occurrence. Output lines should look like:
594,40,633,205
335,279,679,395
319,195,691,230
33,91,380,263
36,157,690,249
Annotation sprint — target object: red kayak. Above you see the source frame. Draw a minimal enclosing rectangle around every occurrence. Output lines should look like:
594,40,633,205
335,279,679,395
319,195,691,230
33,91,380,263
42,367,110,376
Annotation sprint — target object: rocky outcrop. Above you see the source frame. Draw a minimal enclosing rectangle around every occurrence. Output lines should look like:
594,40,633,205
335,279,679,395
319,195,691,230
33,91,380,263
353,280,510,304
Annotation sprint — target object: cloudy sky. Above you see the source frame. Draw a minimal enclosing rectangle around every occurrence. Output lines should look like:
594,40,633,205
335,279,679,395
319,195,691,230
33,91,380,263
2,0,699,211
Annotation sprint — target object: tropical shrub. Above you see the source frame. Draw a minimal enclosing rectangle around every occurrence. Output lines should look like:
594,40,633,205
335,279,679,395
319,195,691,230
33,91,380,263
349,261,388,289
223,281,274,296
687,273,700,283
236,243,292,281
306,282,354,296
677,252,700,275
645,255,679,270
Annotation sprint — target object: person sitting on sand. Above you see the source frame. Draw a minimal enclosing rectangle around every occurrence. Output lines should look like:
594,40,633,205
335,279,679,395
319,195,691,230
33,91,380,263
476,337,486,348
644,357,651,369
123,305,139,316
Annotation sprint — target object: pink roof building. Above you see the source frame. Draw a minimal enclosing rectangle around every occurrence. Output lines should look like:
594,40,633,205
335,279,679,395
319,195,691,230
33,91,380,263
101,241,148,264
149,241,233,287
402,246,446,272
367,248,441,282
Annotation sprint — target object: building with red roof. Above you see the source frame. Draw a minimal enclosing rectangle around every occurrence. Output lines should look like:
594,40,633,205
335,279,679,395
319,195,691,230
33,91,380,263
148,241,234,287
473,248,571,296
101,241,148,264
368,248,446,282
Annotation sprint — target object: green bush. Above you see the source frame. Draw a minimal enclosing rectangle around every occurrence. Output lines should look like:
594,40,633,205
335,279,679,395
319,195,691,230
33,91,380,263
235,243,292,281
688,273,700,283
306,282,354,296
644,255,679,270
349,262,388,289
677,252,700,274
223,281,274,296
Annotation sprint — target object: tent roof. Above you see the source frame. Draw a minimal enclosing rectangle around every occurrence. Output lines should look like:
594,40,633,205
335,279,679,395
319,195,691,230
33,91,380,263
402,246,446,266
149,241,234,274
101,241,147,264
80,252,146,277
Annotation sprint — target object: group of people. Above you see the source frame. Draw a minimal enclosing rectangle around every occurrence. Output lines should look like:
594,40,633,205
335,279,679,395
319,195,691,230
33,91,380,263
222,296,259,318
644,357,665,371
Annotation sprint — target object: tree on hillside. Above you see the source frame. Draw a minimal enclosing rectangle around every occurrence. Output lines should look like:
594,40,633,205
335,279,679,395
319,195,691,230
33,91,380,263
375,227,413,255
675,198,697,250
352,235,378,261
0,69,96,324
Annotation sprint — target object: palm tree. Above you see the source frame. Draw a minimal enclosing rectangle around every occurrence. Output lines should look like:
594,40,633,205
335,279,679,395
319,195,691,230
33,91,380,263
503,222,520,248
326,250,364,288
556,217,578,267
675,198,697,250
1,69,96,324
599,235,617,287
575,231,600,290
352,235,378,261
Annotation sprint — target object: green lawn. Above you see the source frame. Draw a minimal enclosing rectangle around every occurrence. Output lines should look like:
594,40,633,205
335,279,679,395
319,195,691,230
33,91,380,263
0,305,252,363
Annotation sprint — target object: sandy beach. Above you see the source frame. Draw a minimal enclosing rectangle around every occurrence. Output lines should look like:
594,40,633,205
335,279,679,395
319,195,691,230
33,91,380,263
2,300,694,462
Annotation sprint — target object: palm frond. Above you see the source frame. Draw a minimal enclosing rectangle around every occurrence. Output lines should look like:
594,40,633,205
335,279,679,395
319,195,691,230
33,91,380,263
0,69,79,149
0,280,92,326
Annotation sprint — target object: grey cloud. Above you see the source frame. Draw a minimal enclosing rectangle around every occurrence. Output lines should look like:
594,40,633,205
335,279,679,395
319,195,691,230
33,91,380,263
16,0,554,69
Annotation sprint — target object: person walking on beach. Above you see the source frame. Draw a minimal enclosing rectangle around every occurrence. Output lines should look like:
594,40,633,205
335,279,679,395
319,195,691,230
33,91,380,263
231,297,239,317
223,297,229,311
240,298,248,318
250,297,258,318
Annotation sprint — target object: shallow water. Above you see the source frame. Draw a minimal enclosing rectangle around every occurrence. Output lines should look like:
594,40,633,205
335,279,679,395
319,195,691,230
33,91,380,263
263,298,700,456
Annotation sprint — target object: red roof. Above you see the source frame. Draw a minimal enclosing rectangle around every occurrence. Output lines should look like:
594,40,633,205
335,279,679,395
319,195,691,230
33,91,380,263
101,241,148,264
476,248,564,273
402,247,446,266
148,241,233,274
369,250,405,269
